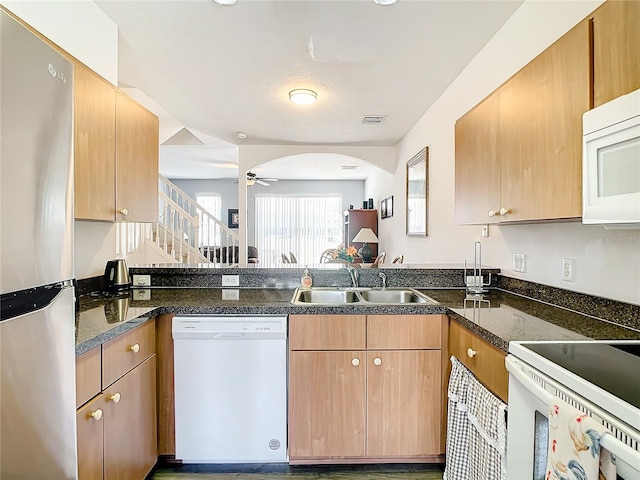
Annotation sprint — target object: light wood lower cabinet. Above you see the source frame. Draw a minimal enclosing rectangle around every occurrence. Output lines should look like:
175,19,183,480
448,319,508,402
289,314,445,463
76,319,157,480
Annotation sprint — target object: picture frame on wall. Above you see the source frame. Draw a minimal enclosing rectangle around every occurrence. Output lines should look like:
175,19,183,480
228,208,239,229
381,195,394,219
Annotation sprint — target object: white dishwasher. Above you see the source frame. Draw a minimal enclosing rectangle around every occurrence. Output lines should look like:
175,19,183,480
172,315,288,463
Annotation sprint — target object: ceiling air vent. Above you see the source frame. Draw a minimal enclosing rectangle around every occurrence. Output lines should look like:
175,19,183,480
361,115,386,125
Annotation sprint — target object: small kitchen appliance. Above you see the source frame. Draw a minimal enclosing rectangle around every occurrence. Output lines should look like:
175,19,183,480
104,258,131,291
582,87,640,226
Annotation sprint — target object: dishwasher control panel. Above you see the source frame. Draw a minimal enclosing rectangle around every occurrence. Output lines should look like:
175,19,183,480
172,315,287,339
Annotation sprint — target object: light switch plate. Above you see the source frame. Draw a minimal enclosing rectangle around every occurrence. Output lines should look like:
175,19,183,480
513,254,526,273
222,275,240,287
133,274,151,286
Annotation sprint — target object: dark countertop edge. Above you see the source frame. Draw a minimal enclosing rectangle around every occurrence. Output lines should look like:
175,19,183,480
75,315,153,356
446,310,509,352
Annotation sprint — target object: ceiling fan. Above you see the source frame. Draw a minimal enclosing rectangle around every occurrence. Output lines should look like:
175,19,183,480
245,171,278,186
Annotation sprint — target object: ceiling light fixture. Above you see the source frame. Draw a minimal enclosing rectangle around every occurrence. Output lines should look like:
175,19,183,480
236,132,247,140
289,89,318,105
214,0,237,5
373,0,398,5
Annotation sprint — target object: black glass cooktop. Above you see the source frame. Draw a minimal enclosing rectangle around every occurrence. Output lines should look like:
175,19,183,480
525,342,640,411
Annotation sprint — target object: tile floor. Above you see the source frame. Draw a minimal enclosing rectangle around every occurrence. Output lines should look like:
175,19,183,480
151,463,445,480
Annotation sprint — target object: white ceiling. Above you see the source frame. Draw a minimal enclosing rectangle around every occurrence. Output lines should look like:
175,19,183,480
95,0,522,181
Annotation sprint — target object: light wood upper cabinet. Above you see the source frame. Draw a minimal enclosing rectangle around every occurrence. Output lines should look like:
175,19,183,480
455,90,501,225
455,20,590,224
592,0,640,107
74,64,116,221
449,319,508,402
500,20,589,222
115,92,159,223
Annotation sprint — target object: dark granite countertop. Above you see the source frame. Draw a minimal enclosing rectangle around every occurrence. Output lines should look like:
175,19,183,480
75,286,640,356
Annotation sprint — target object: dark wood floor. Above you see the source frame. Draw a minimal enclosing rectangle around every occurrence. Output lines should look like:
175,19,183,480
151,464,445,480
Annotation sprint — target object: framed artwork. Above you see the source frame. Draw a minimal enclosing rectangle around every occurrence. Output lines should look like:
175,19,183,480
381,195,394,219
406,147,428,236
228,208,239,229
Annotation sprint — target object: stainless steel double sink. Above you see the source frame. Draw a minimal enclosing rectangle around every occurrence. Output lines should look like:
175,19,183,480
291,287,438,305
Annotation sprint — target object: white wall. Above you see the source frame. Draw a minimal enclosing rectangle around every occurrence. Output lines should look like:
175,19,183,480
368,0,640,305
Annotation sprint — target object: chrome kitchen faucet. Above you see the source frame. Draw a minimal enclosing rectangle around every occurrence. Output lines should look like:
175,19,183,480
347,265,359,288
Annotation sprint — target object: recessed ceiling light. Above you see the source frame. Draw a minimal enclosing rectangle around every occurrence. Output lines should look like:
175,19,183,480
236,132,247,140
373,0,398,5
289,89,318,105
213,0,237,5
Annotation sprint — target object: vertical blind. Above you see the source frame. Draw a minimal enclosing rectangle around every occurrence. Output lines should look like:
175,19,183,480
254,194,343,266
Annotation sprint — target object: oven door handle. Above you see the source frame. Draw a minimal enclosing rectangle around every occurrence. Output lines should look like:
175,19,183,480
506,355,640,472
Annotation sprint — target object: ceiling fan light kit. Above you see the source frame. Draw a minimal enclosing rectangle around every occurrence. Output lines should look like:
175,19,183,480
289,89,318,105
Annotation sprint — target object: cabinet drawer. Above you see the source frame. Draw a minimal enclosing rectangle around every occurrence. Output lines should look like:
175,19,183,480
102,319,155,388
367,315,443,350
289,315,366,350
449,320,508,402
76,346,102,408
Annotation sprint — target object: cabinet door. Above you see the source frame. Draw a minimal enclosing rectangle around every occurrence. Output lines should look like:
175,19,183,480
115,92,159,223
103,355,157,480
289,351,366,459
499,20,589,222
592,0,640,107
77,396,104,480
366,350,441,457
455,90,501,225
74,63,116,221
367,315,442,350
449,321,508,402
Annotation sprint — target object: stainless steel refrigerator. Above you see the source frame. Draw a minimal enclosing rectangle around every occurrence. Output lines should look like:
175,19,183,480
0,9,77,479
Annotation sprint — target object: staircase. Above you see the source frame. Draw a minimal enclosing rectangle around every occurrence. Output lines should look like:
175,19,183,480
153,175,240,265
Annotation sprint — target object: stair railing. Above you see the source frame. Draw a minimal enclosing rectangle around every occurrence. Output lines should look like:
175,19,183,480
157,175,240,265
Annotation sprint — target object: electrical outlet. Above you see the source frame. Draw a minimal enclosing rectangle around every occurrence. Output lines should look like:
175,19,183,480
222,274,240,287
562,258,575,282
221,289,240,301
133,274,151,287
481,225,489,238
513,253,526,273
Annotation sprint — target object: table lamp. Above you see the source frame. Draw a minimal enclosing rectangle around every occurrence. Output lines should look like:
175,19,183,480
352,228,378,262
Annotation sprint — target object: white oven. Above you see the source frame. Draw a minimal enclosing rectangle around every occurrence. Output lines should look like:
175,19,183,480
505,341,640,480
583,88,640,226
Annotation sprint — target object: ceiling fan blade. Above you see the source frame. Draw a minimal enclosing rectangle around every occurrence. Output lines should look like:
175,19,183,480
256,179,270,186
260,178,278,182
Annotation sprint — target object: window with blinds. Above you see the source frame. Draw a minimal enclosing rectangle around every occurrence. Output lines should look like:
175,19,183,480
254,194,343,266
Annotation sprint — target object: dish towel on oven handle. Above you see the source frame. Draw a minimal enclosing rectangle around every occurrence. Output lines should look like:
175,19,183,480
546,396,617,480
444,356,507,480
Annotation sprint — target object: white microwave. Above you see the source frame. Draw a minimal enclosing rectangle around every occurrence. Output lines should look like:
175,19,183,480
582,88,640,226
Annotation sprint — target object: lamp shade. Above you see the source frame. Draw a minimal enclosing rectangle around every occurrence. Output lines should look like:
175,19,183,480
352,228,378,244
